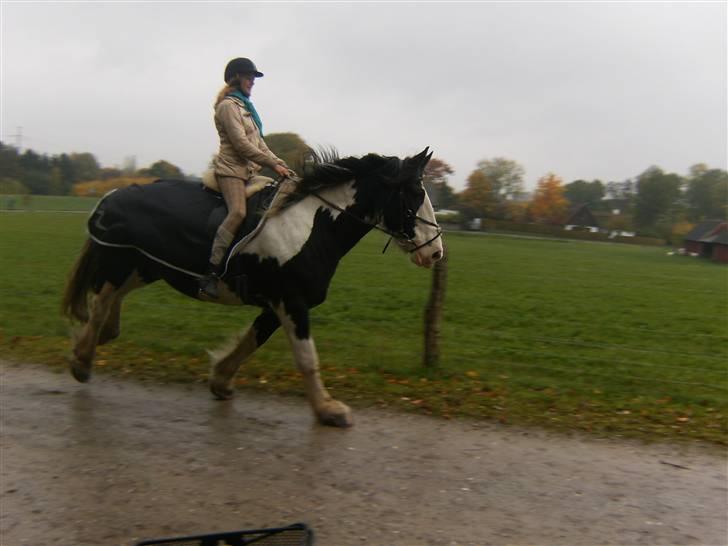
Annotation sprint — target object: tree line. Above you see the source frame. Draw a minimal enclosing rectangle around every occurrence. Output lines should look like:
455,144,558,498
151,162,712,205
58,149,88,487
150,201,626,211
2,136,725,238
0,133,312,197
0,141,186,197
425,157,727,239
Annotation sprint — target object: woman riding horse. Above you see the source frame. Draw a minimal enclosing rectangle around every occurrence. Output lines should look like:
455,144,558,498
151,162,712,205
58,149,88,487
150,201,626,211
199,57,292,299
62,147,443,427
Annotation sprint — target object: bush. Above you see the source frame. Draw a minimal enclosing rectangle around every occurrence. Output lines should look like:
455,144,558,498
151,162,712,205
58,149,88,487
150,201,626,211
669,221,696,247
0,178,29,195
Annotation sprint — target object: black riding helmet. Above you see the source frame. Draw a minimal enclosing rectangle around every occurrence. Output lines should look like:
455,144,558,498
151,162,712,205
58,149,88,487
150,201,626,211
224,58,264,83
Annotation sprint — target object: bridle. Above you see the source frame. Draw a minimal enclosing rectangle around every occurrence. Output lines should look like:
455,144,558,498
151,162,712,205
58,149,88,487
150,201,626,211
309,184,443,255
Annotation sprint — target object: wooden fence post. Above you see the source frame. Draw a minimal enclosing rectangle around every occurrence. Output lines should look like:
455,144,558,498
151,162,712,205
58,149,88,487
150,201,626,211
423,245,448,367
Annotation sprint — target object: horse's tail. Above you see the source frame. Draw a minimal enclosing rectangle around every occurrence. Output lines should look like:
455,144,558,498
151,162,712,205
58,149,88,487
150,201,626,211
61,239,99,322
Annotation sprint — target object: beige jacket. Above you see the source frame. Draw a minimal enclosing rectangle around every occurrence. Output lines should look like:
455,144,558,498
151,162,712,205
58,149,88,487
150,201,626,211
212,96,284,180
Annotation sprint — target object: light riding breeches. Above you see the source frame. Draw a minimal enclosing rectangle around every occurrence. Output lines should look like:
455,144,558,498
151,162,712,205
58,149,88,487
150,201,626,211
209,176,247,267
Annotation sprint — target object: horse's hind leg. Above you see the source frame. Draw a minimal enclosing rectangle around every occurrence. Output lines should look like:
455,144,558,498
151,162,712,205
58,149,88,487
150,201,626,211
70,273,142,382
98,273,143,346
70,282,118,382
209,308,280,399
97,296,123,346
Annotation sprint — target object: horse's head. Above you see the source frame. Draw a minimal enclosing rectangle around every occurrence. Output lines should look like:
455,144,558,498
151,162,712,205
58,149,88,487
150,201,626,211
279,147,444,268
380,147,444,268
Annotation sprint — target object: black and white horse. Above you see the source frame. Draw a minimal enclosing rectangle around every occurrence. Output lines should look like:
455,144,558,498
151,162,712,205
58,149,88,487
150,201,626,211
61,148,443,427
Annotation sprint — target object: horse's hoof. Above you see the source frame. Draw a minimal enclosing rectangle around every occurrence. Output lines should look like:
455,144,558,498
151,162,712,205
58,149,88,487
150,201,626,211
317,401,353,428
98,328,120,346
68,353,92,383
210,382,234,400
70,363,91,383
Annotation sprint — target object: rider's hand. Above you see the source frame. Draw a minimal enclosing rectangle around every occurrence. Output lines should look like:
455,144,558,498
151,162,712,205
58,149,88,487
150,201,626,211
273,164,291,178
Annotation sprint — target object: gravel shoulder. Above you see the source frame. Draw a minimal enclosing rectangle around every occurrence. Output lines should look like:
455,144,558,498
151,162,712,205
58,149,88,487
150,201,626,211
1,362,726,546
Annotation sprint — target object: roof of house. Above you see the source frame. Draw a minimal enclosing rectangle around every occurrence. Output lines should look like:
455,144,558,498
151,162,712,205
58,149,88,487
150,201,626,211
701,228,728,245
684,220,726,242
564,204,600,227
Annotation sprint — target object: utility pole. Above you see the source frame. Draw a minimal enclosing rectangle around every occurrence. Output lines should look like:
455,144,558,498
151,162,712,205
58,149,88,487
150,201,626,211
6,126,23,150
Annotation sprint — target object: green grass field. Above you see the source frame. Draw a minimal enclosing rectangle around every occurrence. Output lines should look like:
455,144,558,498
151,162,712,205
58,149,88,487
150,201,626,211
1,210,726,444
1,194,99,212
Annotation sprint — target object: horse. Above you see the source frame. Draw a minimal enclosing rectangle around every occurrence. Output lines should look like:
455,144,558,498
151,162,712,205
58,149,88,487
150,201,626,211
61,147,444,427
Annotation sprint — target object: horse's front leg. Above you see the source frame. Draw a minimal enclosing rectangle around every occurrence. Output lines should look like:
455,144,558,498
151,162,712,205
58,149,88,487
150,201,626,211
209,308,280,400
274,302,353,427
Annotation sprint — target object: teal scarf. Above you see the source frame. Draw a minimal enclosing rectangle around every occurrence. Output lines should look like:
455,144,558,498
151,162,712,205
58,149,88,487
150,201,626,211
228,90,263,136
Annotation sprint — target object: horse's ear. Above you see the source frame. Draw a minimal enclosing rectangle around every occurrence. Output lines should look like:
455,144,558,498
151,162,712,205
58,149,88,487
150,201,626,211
408,147,431,169
418,147,433,163
416,147,433,170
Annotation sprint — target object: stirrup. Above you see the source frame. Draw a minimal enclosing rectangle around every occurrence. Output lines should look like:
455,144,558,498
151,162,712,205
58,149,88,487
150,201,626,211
198,272,220,299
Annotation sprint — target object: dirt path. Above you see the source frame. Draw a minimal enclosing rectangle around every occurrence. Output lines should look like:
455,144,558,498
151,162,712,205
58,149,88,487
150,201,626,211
1,362,726,546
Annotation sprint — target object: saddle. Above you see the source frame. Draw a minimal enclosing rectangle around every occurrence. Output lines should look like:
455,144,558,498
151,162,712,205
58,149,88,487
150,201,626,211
87,179,281,278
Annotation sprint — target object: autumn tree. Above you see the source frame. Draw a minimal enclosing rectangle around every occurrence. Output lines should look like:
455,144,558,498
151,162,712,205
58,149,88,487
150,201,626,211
475,157,525,201
529,173,568,225
458,170,497,218
423,157,457,210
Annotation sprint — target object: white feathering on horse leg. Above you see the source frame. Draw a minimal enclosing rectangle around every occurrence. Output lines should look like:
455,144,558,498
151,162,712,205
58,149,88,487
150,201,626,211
274,304,353,427
290,336,353,428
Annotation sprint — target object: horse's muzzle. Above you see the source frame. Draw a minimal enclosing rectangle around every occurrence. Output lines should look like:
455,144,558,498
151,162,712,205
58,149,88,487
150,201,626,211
411,243,444,268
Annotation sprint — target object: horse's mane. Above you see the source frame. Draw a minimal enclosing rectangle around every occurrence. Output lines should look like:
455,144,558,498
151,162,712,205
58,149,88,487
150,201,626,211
272,149,401,213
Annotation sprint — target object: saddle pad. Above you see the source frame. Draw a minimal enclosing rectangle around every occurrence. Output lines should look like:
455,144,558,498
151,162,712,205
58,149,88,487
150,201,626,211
88,179,277,277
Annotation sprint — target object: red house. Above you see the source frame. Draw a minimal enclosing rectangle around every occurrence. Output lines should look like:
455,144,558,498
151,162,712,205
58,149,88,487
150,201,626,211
684,220,728,264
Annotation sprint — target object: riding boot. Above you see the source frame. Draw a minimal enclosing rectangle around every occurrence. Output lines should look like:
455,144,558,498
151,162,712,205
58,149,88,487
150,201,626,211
198,263,221,299
199,226,235,299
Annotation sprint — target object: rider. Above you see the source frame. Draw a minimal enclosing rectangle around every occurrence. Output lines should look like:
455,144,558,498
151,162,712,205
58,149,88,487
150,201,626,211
199,57,291,299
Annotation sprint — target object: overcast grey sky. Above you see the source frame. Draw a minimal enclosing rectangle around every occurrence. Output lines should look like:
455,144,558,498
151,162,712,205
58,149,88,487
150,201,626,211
2,1,726,190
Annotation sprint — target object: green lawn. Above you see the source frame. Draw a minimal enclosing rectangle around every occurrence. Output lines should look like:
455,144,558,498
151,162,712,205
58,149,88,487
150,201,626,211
1,211,726,444
0,194,99,212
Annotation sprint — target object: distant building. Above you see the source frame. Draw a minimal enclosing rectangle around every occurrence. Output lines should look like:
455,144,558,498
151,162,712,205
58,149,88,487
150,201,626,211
563,204,600,233
684,220,728,264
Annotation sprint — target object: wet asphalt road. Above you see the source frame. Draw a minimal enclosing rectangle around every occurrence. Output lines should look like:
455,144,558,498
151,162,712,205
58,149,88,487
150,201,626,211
1,362,726,546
